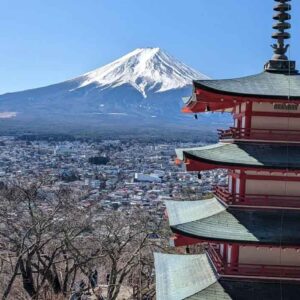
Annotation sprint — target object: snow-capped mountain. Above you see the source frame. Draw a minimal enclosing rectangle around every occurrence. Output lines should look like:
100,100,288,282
77,47,208,97
0,48,229,133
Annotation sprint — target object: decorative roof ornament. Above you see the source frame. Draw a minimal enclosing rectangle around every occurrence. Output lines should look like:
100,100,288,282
272,0,291,61
265,0,298,73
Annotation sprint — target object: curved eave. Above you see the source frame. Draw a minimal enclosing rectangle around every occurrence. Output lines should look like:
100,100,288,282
183,153,300,172
182,92,235,114
183,72,300,114
193,81,300,100
193,72,300,100
154,253,217,300
154,252,300,300
166,199,300,246
176,143,300,171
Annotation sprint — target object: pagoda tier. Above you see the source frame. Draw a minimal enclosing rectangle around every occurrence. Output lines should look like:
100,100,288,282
166,199,300,246
176,143,300,171
176,144,300,210
154,253,300,300
164,200,300,281
184,72,300,114
184,72,300,144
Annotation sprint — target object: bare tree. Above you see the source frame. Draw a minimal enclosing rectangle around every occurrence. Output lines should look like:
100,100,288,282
0,180,168,300
90,209,167,300
0,181,97,299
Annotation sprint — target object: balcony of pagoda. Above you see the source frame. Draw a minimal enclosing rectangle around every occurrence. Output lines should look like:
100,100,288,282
207,245,300,280
218,127,300,143
214,185,300,209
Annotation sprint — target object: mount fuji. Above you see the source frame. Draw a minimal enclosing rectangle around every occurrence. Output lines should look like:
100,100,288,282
0,48,229,134
78,47,207,97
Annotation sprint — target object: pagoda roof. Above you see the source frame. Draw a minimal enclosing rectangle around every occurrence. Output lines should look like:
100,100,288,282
155,253,216,300
194,71,300,99
176,142,300,170
154,253,300,300
166,199,300,245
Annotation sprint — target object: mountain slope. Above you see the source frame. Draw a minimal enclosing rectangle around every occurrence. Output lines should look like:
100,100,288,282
77,47,208,97
0,48,230,134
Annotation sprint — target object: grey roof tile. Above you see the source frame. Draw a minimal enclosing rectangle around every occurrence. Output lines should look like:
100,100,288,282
154,253,300,300
176,143,300,169
194,72,300,99
165,199,225,226
154,253,217,300
167,199,300,245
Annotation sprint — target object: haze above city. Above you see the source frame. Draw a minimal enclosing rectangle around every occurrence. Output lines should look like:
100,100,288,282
1,0,300,95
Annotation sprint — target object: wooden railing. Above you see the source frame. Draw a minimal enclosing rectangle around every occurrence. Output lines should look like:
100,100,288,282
207,245,300,279
214,185,300,209
218,127,300,142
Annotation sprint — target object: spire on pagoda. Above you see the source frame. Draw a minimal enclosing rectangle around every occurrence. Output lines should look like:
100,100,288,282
265,0,297,73
271,0,291,61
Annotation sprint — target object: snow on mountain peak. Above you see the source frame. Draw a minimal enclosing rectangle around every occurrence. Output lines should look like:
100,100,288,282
77,47,209,98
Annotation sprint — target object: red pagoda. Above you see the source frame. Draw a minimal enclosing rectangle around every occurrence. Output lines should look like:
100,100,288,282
155,0,300,299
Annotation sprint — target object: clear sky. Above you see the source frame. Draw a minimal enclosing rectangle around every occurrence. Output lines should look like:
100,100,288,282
1,0,300,94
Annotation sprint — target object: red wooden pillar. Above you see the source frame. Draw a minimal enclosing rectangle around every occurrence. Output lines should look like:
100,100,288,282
239,171,246,202
228,244,239,271
231,173,236,203
245,102,253,135
223,243,228,261
231,244,240,266
233,104,241,130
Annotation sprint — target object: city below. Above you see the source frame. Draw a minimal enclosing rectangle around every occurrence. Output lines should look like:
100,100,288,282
0,135,226,211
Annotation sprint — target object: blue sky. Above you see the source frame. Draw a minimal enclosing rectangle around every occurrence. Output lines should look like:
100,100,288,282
1,0,300,94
